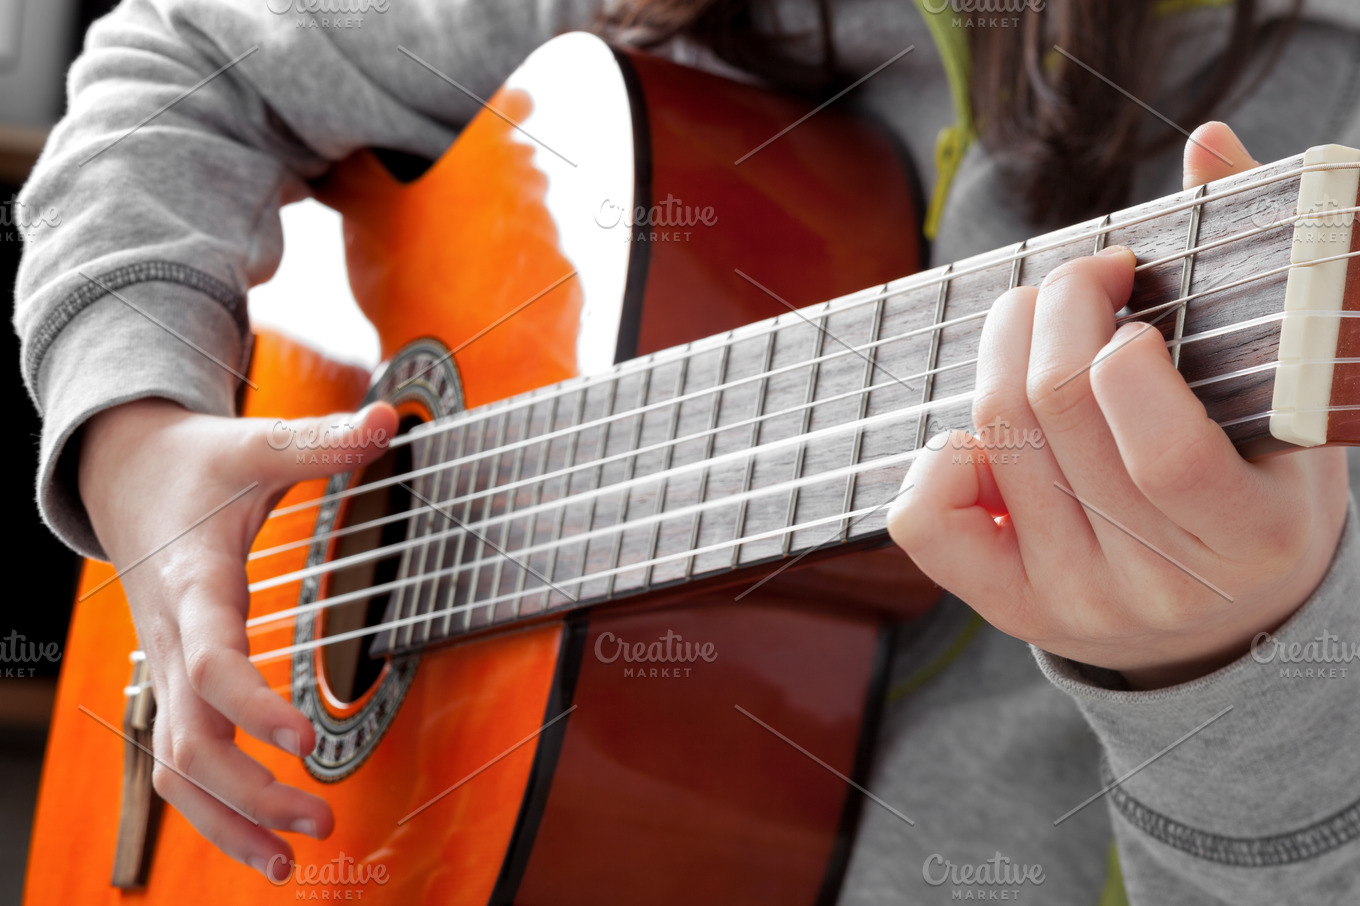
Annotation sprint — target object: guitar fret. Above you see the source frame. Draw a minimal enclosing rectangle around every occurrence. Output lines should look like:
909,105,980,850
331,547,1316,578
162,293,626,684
1173,185,1208,370
641,353,690,588
487,402,533,621
782,313,829,555
463,411,509,629
1009,239,1027,290
684,337,731,579
511,393,560,618
572,376,620,602
435,418,473,631
915,264,953,451
436,424,470,639
841,286,887,541
450,422,481,635
412,413,460,647
729,328,778,568
603,366,653,598
539,387,588,611
454,422,487,635
389,434,440,652
1093,213,1112,253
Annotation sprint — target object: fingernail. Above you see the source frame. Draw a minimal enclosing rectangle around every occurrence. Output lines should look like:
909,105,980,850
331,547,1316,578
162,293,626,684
291,818,319,838
274,727,301,757
1097,245,1132,258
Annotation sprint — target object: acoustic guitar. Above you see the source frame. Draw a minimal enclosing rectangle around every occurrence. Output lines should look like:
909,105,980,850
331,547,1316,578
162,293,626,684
23,31,1360,906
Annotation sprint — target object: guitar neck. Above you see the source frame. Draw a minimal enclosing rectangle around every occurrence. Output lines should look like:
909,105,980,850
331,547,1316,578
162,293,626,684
369,148,1359,656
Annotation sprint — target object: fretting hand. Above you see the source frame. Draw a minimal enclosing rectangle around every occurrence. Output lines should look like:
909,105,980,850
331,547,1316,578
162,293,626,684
887,123,1349,689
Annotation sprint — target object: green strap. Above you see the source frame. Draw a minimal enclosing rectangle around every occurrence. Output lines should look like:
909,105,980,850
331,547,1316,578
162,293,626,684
1097,840,1130,906
912,0,974,241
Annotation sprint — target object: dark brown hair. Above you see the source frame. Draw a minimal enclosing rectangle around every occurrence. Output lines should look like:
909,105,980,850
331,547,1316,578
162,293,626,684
597,0,1301,226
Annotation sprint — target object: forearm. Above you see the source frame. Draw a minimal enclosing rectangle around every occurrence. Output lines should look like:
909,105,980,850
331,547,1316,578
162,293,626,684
14,0,591,558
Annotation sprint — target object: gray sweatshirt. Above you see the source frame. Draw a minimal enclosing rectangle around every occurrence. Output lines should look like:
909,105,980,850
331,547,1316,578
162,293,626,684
14,1,1360,902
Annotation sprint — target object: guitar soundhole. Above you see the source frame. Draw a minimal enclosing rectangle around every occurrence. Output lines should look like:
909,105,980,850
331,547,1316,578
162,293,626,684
318,414,423,705
294,336,462,780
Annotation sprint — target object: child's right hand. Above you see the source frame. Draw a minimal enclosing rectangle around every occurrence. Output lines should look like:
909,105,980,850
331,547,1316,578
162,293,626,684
77,396,398,879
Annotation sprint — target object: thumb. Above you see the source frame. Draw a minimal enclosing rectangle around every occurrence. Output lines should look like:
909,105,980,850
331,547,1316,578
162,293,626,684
253,401,399,486
1183,121,1258,189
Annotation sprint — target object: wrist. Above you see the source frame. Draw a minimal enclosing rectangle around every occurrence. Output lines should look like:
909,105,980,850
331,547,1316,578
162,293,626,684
1120,502,1349,690
77,397,190,520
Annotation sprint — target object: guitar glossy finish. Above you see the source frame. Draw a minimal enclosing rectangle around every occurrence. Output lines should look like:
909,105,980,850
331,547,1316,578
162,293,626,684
26,33,922,905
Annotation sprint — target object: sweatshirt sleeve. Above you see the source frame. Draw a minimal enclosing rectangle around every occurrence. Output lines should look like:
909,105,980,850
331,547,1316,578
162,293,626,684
14,0,596,559
1034,490,1360,904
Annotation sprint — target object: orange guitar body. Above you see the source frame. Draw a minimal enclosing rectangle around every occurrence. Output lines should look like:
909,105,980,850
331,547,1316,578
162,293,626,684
25,35,925,905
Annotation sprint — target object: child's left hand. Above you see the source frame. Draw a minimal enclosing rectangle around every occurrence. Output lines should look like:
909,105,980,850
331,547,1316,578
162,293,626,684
886,122,1350,689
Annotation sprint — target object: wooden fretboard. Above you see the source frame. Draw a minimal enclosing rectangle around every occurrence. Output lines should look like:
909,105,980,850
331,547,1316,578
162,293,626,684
356,153,1311,657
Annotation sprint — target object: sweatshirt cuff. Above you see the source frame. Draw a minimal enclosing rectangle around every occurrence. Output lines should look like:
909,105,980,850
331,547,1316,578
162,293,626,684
32,282,249,560
1034,499,1360,860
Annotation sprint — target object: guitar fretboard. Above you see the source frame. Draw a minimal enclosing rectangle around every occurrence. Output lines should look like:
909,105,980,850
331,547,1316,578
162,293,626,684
365,153,1306,657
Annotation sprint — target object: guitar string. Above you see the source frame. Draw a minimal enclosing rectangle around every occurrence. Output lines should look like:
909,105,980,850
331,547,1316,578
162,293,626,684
1134,204,1360,274
247,322,1205,567
250,223,1360,563
244,335,1360,632
243,398,1360,663
250,300,1360,595
248,492,920,663
241,321,1322,569
266,188,1360,524
246,248,1360,588
236,161,1360,652
248,352,981,561
249,385,975,592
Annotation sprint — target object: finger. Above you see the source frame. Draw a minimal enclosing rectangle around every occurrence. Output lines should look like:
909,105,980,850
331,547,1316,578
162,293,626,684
254,401,399,487
159,671,333,835
151,713,295,880
971,285,1098,564
1183,121,1258,189
1089,320,1294,554
174,548,318,758
888,431,1031,633
1027,250,1170,543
